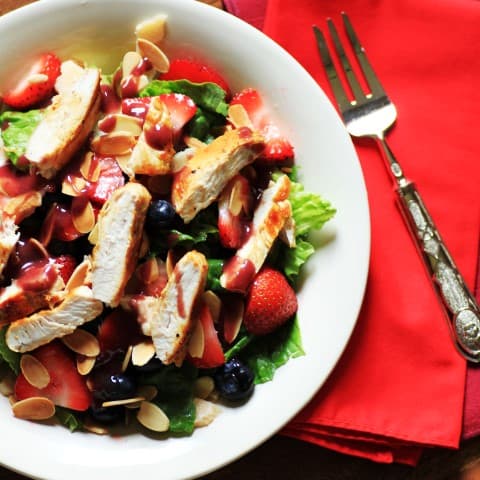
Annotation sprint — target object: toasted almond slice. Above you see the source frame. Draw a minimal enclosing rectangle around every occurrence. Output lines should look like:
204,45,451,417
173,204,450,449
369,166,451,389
202,291,221,324
137,74,150,92
137,401,169,432
279,215,296,248
121,345,133,373
228,104,253,130
91,133,136,156
193,376,215,400
27,238,50,260
88,221,99,245
27,73,48,85
122,51,142,77
193,398,220,428
135,14,168,45
20,354,50,389
102,396,145,408
62,329,100,357
65,258,91,292
12,397,56,420
72,199,95,234
136,38,170,73
228,180,245,216
188,319,205,359
83,418,109,435
79,151,102,182
137,384,158,402
77,354,96,375
131,341,156,367
62,175,87,197
0,371,16,397
99,114,143,136
222,295,244,344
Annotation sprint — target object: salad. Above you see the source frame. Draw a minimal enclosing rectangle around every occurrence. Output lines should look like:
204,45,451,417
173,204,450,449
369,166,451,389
0,14,335,435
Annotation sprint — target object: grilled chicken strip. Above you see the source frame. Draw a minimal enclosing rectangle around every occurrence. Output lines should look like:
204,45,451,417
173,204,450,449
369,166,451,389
172,127,264,223
25,63,101,179
6,285,103,353
0,216,19,279
220,174,292,292
90,182,151,307
147,250,208,366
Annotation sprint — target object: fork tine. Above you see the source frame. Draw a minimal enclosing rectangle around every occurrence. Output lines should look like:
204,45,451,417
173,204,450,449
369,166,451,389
342,12,385,98
326,18,365,104
312,25,351,111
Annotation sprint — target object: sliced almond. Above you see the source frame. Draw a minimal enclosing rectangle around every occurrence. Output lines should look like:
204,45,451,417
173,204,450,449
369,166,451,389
279,215,296,248
222,295,244,344
137,74,151,92
193,398,220,428
27,238,50,260
203,291,221,324
88,221,99,245
121,345,133,373
72,198,95,234
131,341,156,367
65,258,91,292
98,114,143,136
137,38,170,73
79,151,102,183
102,396,145,408
115,154,134,178
135,14,168,45
0,371,16,397
193,376,215,400
62,175,87,197
188,319,205,359
91,133,136,156
137,401,170,432
12,397,55,420
77,354,96,375
228,104,253,129
137,384,158,402
228,180,244,216
122,51,142,77
20,354,50,389
62,329,100,357
83,418,109,435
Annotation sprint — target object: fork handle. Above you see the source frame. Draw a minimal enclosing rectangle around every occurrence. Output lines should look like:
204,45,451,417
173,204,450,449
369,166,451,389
375,138,480,361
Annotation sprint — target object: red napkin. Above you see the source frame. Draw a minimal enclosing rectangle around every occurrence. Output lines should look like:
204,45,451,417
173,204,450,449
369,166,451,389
225,0,480,465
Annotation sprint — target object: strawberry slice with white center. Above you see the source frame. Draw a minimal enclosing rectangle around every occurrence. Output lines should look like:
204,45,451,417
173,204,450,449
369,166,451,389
86,156,125,205
2,53,61,109
230,88,294,165
14,340,92,411
122,93,197,140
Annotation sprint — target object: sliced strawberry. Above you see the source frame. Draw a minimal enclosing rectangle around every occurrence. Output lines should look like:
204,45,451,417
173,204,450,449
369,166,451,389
97,309,145,353
0,165,42,197
230,88,294,165
50,254,77,284
40,203,83,243
122,94,197,139
3,53,61,109
161,58,230,96
218,175,253,249
86,156,125,205
244,267,298,335
14,341,91,411
189,301,225,369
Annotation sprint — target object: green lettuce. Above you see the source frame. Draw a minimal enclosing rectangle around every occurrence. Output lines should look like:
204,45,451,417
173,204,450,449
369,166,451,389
55,407,83,432
140,79,229,116
0,109,43,168
0,326,20,374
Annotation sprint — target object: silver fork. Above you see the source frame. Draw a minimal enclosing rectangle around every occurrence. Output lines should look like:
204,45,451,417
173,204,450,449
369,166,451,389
313,13,480,362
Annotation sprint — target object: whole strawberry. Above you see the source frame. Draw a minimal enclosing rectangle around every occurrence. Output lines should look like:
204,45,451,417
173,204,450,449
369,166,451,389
244,267,298,335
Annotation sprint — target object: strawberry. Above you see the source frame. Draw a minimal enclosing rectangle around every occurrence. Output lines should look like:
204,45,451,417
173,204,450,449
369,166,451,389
3,53,61,109
243,267,298,335
122,94,197,139
230,88,294,165
86,156,125,205
50,254,77,284
14,341,91,411
189,301,225,369
97,309,144,353
161,58,230,96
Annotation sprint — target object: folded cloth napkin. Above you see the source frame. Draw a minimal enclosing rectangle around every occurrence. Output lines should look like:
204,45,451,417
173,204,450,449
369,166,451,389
225,0,480,465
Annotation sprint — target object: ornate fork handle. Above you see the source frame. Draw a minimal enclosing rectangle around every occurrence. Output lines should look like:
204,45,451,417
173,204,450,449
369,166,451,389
376,137,480,361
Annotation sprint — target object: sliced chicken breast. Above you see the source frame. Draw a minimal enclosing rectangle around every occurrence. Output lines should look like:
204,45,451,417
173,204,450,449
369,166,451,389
25,65,101,179
148,250,208,366
6,285,103,353
0,216,19,279
220,174,292,292
172,127,264,223
90,182,151,307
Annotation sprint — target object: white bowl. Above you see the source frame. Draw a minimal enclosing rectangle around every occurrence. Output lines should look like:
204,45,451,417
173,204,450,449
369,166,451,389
0,1,370,479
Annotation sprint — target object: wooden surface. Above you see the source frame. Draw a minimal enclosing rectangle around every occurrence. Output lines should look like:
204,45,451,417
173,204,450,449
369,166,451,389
1,1,480,479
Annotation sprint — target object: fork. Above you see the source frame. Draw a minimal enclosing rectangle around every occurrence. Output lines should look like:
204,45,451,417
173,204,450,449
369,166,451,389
313,13,480,362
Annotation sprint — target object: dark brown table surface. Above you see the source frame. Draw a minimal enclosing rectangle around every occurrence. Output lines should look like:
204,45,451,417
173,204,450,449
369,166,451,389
1,1,480,479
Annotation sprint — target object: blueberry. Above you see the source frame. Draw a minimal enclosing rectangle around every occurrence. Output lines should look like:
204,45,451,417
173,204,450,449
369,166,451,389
146,200,176,230
89,404,124,424
214,357,255,402
92,373,137,402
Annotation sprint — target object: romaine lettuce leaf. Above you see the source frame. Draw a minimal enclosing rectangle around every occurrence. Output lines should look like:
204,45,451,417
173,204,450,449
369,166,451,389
0,326,20,374
140,79,229,116
0,109,43,168
55,407,83,432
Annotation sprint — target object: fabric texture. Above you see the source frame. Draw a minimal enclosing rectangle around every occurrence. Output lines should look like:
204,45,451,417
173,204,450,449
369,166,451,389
225,0,480,465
